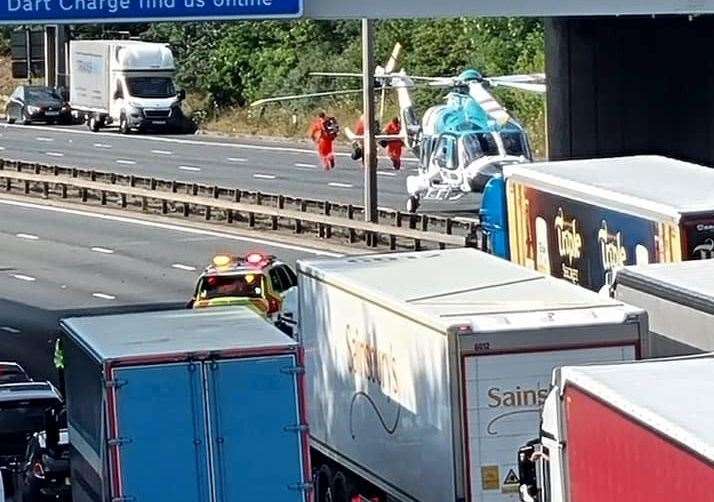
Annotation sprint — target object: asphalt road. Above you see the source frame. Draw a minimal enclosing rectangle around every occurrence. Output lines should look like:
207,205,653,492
0,196,343,385
0,122,481,216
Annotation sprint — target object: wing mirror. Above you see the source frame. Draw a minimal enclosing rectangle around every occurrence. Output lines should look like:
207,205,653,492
177,89,186,101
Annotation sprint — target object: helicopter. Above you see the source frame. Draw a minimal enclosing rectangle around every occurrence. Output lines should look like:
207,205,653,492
251,44,546,213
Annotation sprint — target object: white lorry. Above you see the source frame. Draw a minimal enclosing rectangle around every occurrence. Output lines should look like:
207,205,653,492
517,355,714,502
613,260,714,357
298,248,647,502
69,40,185,134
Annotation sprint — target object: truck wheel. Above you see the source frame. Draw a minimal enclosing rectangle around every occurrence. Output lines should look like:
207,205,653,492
6,114,15,124
406,195,420,213
88,115,100,132
330,471,355,502
314,465,333,502
119,114,130,135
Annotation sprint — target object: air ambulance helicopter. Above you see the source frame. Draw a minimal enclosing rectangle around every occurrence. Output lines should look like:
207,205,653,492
251,44,545,213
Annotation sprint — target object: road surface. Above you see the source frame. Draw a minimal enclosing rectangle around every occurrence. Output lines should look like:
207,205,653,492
0,196,343,384
0,123,481,216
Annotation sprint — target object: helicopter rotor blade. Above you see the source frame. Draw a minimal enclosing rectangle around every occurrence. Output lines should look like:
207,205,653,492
251,88,368,107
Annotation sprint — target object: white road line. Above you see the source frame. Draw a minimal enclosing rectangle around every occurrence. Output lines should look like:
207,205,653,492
253,174,276,179
0,198,344,257
12,274,36,282
91,247,115,254
36,136,53,142
15,233,39,240
172,263,197,271
227,157,247,162
295,163,317,168
178,165,201,172
0,147,5,151
0,327,21,334
45,152,64,157
94,143,112,149
116,159,136,165
152,149,173,155
328,182,353,188
92,292,116,300
377,171,397,177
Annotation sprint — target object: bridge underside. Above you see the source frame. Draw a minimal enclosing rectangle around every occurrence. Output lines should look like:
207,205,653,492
546,16,714,166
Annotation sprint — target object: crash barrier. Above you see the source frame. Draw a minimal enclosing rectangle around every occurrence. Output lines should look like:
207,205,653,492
0,159,480,251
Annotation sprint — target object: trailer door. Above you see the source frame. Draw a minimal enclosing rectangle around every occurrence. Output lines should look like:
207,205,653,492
111,362,211,502
206,355,307,502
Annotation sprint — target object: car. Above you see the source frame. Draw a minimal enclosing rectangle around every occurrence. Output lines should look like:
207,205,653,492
0,363,31,385
13,426,70,502
5,86,70,126
188,253,298,334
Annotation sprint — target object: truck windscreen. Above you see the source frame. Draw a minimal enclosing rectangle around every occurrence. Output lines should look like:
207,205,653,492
126,77,176,99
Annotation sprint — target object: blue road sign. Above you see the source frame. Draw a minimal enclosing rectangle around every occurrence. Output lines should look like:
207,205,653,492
0,0,301,24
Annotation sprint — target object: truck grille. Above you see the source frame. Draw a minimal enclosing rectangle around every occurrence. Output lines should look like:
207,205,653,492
144,109,171,119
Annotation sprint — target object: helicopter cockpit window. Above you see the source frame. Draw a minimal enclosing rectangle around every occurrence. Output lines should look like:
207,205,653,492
432,136,457,170
501,131,527,157
462,133,499,165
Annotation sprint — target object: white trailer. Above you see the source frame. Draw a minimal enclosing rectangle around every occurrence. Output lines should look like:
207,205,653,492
613,260,714,357
298,248,647,502
69,40,184,133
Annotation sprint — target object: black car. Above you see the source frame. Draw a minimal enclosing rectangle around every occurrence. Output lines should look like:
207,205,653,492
13,427,70,502
5,86,70,126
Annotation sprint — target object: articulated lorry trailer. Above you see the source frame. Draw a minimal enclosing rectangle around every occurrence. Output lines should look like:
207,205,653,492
60,308,311,502
613,260,714,357
518,355,714,502
479,155,714,293
69,40,185,133
298,248,647,502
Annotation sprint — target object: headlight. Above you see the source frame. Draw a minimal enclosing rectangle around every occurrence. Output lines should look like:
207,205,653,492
27,105,40,113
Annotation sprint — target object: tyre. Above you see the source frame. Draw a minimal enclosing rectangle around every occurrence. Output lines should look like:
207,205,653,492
406,195,420,213
88,115,100,132
6,114,15,124
314,465,333,502
119,114,131,134
330,471,355,502
47,119,56,125
20,112,30,126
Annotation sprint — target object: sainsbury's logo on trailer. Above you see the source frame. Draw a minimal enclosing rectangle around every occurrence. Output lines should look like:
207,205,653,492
345,324,400,399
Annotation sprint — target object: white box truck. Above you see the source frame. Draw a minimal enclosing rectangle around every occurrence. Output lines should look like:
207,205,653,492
613,260,714,357
69,40,185,134
298,248,647,502
517,355,714,502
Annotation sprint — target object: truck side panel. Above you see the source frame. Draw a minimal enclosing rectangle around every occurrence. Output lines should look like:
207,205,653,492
464,346,634,502
680,214,714,260
506,180,681,292
111,363,211,502
301,273,455,501
565,385,714,502
206,355,307,502
69,42,109,112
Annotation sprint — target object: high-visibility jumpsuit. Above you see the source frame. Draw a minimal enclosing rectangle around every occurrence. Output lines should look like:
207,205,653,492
309,118,335,170
384,119,403,170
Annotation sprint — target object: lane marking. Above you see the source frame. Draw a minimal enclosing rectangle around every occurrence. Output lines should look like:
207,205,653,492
36,136,53,142
227,157,247,162
94,143,112,149
12,274,36,282
172,263,197,271
0,146,5,151
92,292,116,300
91,247,114,254
45,152,64,157
378,171,397,177
0,198,344,257
0,327,20,334
16,233,39,240
253,173,276,179
116,159,136,165
0,123,419,162
295,163,317,168
178,165,201,172
152,149,173,155
328,182,353,188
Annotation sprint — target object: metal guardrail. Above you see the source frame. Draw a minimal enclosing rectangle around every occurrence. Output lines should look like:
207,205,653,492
0,159,479,251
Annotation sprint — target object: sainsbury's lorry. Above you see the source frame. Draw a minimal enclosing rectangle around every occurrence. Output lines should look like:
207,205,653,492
613,260,714,357
60,308,311,502
69,40,185,133
298,248,647,502
479,155,714,293
518,355,714,502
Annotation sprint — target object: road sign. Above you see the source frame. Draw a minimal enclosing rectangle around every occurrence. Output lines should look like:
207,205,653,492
0,0,301,24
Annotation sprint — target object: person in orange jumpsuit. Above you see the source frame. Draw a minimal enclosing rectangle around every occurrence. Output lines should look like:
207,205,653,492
309,112,336,170
383,117,403,170
351,115,365,162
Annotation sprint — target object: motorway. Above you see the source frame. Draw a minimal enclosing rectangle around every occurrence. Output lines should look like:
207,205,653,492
0,196,344,384
0,123,481,215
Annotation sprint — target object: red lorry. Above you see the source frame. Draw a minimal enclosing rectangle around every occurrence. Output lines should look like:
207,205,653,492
518,354,714,502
